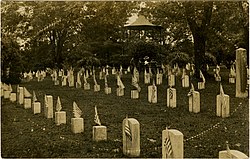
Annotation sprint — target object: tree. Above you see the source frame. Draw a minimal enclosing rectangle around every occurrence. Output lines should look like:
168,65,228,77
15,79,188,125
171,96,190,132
182,1,213,76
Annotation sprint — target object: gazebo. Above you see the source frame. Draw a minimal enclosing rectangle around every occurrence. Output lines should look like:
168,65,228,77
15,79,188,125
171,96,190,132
124,15,164,44
123,15,164,71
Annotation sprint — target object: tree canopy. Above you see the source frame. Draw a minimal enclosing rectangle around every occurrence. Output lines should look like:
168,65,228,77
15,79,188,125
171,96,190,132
1,1,248,82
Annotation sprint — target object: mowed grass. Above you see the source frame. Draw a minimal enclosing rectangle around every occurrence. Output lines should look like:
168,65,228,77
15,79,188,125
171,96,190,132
1,67,249,158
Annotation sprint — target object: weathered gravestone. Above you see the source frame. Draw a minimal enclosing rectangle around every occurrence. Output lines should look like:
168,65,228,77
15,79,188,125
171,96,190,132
122,117,140,157
148,81,157,103
167,87,177,108
117,75,125,96
23,87,32,109
44,95,53,118
235,48,248,98
55,96,66,125
71,102,84,133
168,74,175,87
32,91,41,114
181,69,189,88
188,84,200,113
93,106,107,141
162,127,183,159
216,84,230,118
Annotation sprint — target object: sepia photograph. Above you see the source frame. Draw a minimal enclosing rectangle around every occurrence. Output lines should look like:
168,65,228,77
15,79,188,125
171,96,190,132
1,0,249,158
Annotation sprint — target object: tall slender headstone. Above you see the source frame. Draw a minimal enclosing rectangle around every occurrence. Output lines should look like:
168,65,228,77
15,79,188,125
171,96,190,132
188,84,200,113
44,95,53,118
167,87,177,108
148,81,157,103
216,84,230,118
123,117,140,157
18,87,24,105
236,48,248,98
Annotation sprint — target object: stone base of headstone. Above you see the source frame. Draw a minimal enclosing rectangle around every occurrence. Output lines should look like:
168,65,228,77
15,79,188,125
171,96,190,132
189,91,200,113
54,80,59,85
4,90,11,99
162,129,183,158
216,94,230,118
219,150,248,159
92,125,107,141
131,90,139,99
122,118,140,157
94,84,100,92
168,75,175,87
104,87,111,94
71,118,84,133
148,85,157,103
10,93,17,102
144,74,150,84
55,111,66,125
182,75,189,87
24,98,31,109
112,69,116,75
215,76,221,81
76,82,82,88
229,77,235,83
117,88,124,96
198,82,205,90
33,102,41,114
84,83,90,90
45,95,53,118
167,88,176,108
124,71,128,74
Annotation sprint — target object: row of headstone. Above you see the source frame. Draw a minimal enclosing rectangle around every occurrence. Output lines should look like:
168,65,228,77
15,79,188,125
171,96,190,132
2,81,247,158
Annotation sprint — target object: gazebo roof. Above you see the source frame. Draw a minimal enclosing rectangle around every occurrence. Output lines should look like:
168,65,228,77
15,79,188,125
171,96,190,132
124,15,163,30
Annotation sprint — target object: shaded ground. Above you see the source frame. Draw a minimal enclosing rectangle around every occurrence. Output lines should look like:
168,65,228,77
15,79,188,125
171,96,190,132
1,67,249,158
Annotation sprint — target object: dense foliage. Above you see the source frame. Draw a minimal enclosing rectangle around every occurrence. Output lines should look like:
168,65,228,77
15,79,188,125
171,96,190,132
1,1,249,83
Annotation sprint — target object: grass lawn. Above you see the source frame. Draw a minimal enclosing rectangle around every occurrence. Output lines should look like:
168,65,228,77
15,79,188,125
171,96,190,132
1,67,249,158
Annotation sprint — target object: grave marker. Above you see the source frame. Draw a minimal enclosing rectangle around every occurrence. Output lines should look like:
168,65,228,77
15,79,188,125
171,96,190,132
219,141,248,159
168,74,175,87
214,65,221,81
162,127,183,158
10,93,17,102
44,95,53,118
236,48,248,98
148,80,157,103
55,96,66,125
229,65,236,83
23,87,31,109
181,69,189,88
188,84,200,113
123,116,140,157
93,106,107,141
117,75,125,96
216,84,230,118
198,70,205,90
71,102,84,133
144,69,150,84
167,87,176,108
104,75,111,94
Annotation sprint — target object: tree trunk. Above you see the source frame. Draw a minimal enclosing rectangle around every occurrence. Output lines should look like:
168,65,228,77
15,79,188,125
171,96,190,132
193,29,206,78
